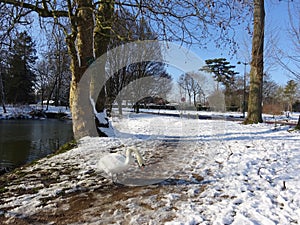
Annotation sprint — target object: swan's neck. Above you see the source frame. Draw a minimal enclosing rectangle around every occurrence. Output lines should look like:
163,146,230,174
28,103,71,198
125,147,144,167
125,148,134,165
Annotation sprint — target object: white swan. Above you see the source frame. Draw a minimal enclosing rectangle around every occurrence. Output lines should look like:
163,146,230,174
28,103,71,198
97,147,145,182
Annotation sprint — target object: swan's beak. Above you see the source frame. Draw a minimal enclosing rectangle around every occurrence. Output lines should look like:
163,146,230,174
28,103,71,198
136,157,144,168
133,148,145,169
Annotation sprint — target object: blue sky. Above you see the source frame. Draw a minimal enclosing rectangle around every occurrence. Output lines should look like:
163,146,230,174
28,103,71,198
186,0,298,86
164,1,298,87
30,1,297,87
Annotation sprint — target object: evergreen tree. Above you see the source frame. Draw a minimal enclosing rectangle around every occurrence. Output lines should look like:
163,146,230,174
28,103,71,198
5,31,37,104
200,58,238,91
200,58,239,109
284,80,298,112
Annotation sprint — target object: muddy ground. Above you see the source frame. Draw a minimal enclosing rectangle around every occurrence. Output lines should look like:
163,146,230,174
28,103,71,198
0,141,207,225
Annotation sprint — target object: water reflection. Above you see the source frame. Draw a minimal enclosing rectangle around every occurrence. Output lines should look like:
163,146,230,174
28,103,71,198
0,119,73,170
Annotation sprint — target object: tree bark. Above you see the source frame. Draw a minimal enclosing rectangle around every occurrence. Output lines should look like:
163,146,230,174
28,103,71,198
68,0,98,139
295,116,300,130
245,0,265,124
89,0,115,136
117,97,123,115
93,0,114,109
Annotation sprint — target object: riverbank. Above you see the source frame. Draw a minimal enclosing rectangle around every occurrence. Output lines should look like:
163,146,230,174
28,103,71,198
0,105,71,120
1,114,299,224
0,119,74,175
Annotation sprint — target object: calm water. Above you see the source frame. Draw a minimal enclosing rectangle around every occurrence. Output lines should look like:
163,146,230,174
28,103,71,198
0,119,73,170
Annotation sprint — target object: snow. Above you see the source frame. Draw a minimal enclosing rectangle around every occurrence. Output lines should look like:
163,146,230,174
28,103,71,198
1,110,300,224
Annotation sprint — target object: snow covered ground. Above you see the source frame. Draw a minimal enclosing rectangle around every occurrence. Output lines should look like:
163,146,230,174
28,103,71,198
1,103,299,124
137,108,300,124
0,112,300,224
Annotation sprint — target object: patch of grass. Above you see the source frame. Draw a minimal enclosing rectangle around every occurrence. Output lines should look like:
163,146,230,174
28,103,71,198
45,139,78,160
13,169,27,178
0,186,8,194
26,159,41,168
51,139,78,156
0,140,77,181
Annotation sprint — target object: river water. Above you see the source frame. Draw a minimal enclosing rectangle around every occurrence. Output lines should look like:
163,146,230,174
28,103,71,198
0,119,73,171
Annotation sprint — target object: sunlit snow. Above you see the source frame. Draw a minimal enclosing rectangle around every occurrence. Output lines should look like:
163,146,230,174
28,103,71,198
0,110,300,224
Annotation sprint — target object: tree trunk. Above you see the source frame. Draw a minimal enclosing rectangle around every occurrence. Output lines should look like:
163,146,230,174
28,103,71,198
0,72,6,113
245,0,265,124
91,0,115,136
117,97,123,115
68,0,98,140
295,116,300,130
94,0,114,109
135,104,140,113
41,89,44,109
46,75,58,110
193,91,197,107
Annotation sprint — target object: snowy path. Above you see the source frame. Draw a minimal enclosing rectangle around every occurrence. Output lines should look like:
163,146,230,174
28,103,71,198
0,115,300,224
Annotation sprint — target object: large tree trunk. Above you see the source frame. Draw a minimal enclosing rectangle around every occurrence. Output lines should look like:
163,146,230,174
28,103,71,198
117,97,123,115
245,0,265,124
68,0,98,140
295,116,300,130
91,0,115,136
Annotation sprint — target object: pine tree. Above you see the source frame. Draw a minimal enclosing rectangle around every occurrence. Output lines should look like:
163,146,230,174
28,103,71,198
200,58,238,91
5,31,37,104
284,80,298,112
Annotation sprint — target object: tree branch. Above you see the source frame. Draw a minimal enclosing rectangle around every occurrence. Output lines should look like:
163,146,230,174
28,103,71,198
0,0,69,17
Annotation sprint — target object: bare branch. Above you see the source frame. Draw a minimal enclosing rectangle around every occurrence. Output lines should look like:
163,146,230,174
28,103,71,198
0,0,69,17
273,1,300,81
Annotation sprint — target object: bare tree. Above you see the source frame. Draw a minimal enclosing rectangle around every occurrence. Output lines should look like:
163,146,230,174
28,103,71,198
178,72,204,108
106,13,171,115
47,29,71,108
178,74,192,106
276,1,300,80
35,26,71,110
262,74,280,104
35,59,50,108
